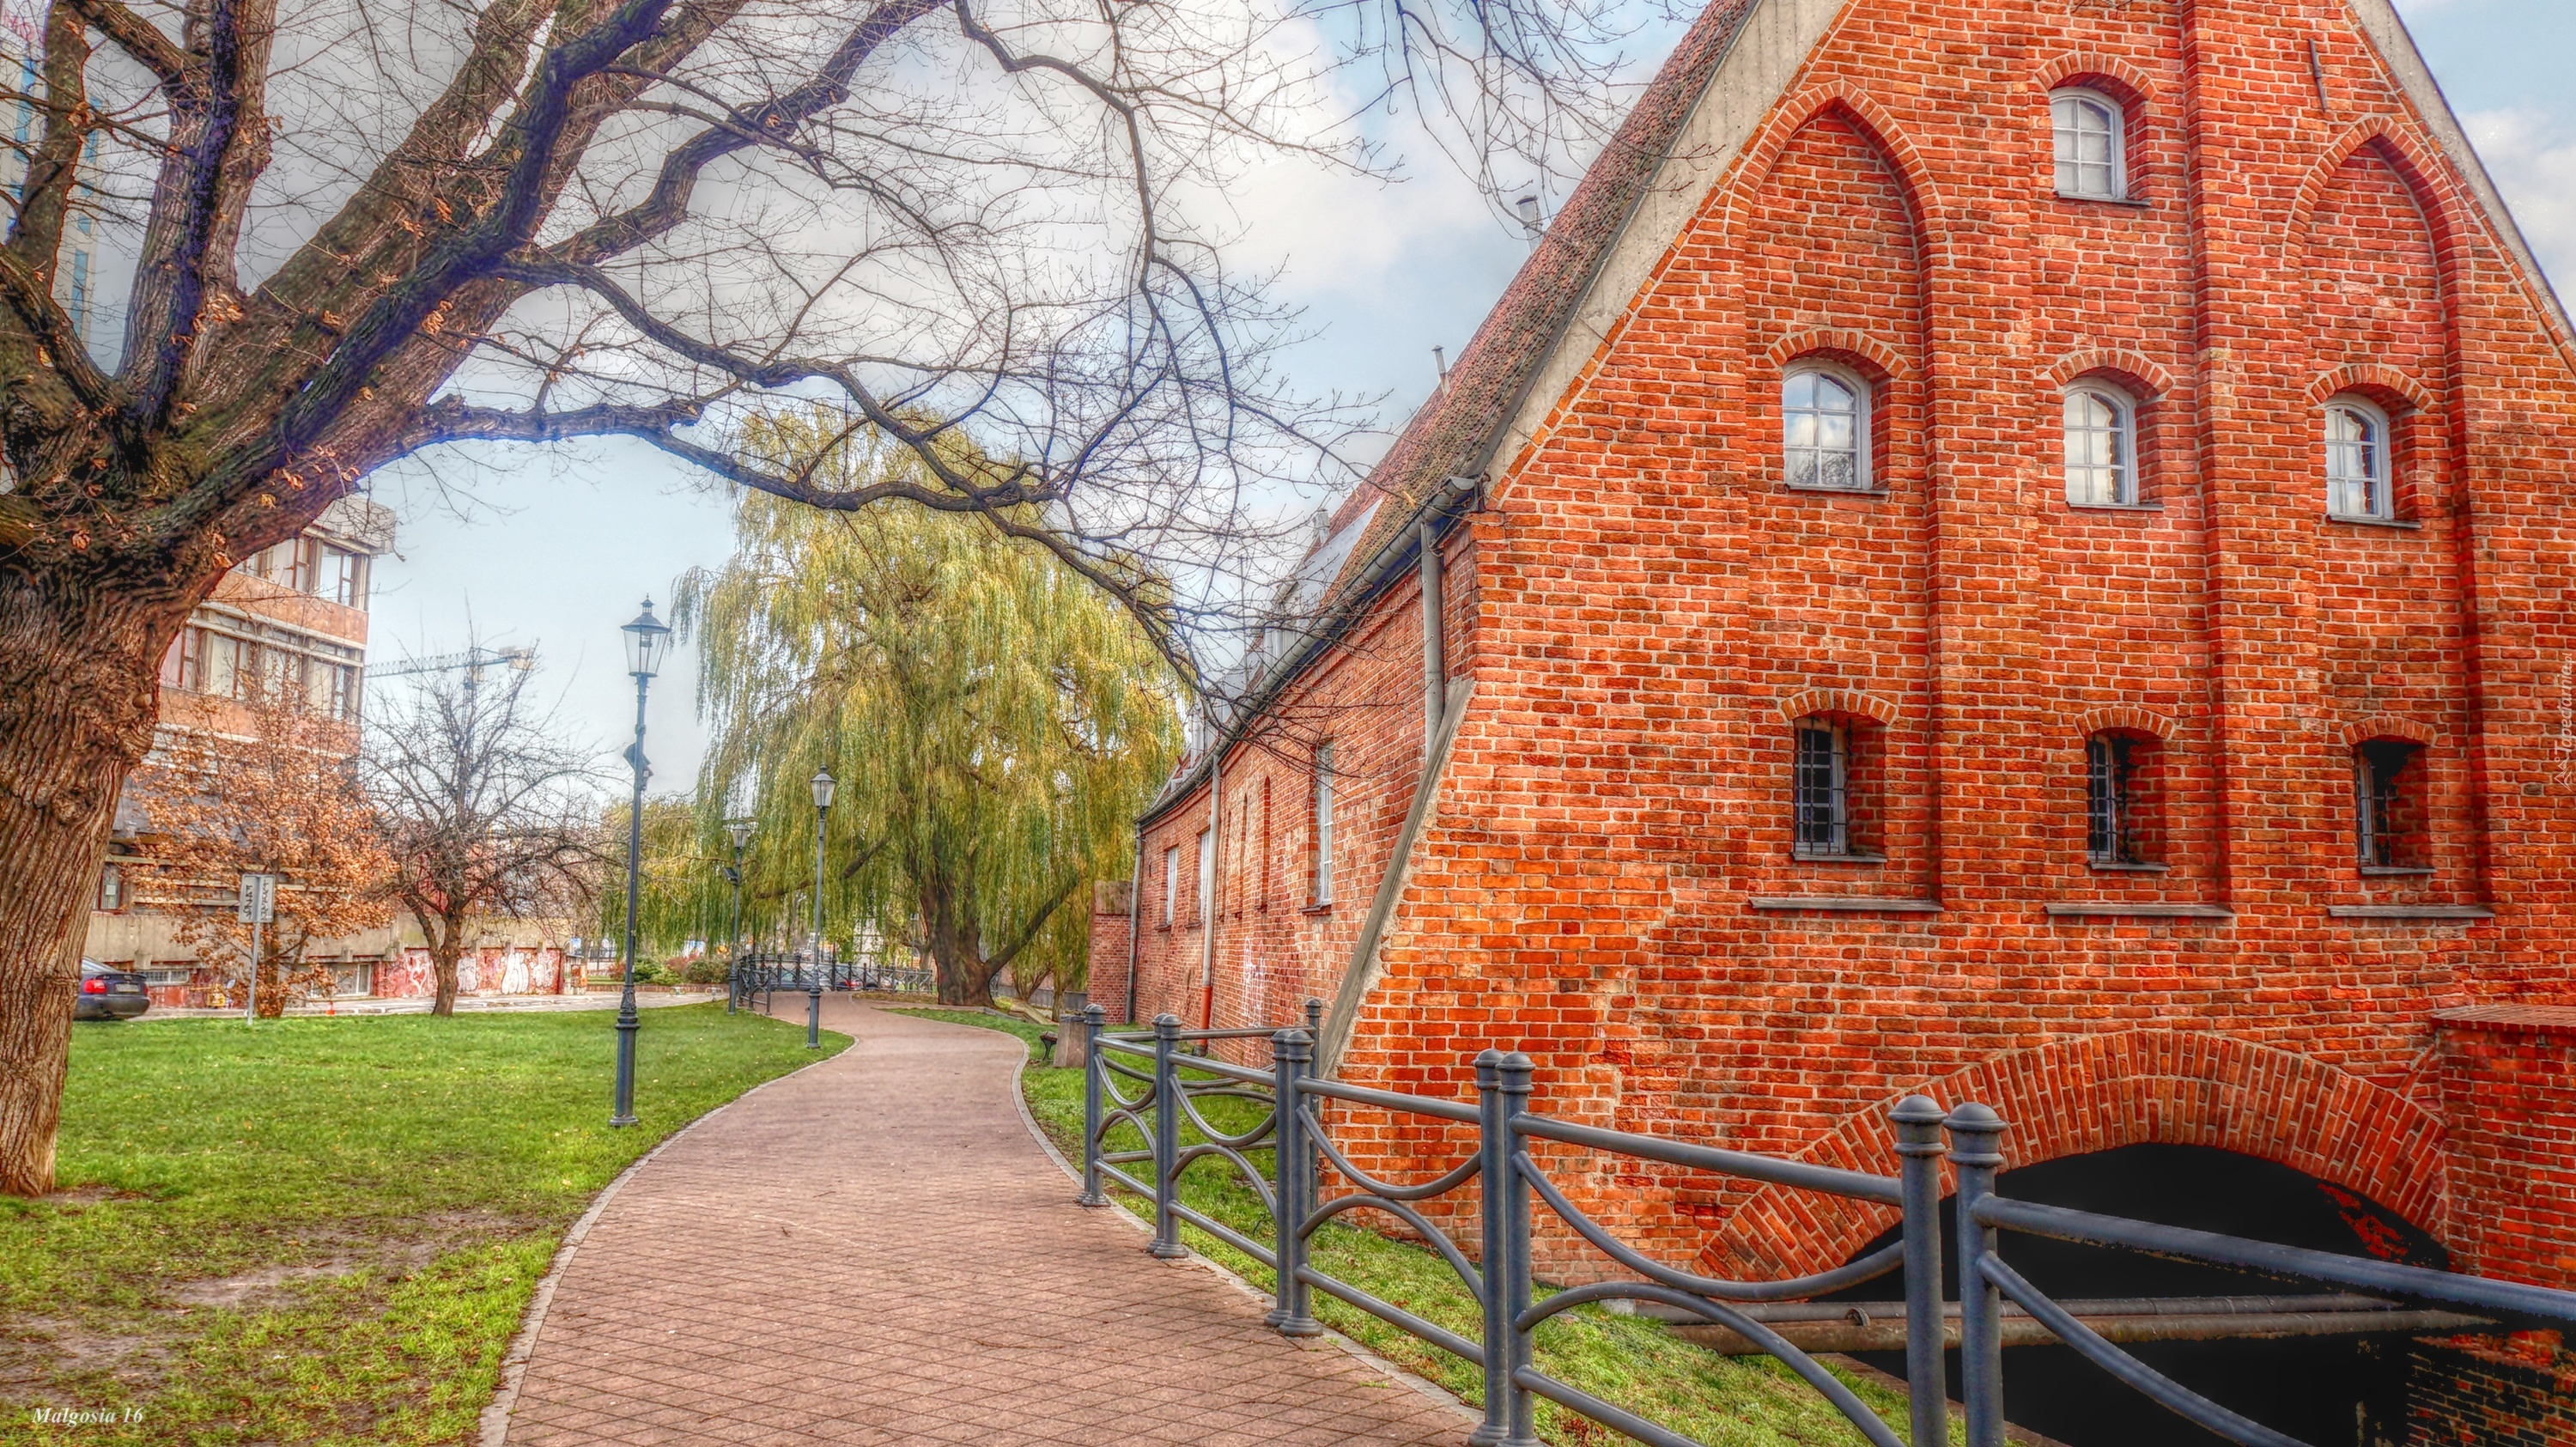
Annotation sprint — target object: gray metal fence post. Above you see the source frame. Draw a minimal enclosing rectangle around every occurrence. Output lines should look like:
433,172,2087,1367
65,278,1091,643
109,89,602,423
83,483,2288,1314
1471,1049,1510,1447
1078,1004,1109,1207
1149,1013,1188,1259
1947,1102,2008,1447
1269,1028,1321,1335
1891,1095,1949,1447
1496,1051,1541,1447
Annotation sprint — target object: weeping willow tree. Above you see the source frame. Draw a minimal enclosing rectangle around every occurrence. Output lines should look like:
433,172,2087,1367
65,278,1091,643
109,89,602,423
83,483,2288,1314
677,416,1183,1006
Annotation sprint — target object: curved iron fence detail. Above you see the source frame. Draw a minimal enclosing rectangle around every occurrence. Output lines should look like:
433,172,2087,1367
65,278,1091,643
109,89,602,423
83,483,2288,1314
1072,1006,2576,1447
728,951,933,1006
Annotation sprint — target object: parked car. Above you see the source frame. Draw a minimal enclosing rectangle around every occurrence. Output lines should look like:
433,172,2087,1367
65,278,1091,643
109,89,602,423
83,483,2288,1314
75,959,151,1021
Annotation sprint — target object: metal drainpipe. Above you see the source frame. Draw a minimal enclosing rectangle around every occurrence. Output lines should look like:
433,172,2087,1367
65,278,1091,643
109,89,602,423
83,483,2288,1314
1200,746,1222,1031
1124,833,1144,1024
1419,521,1446,739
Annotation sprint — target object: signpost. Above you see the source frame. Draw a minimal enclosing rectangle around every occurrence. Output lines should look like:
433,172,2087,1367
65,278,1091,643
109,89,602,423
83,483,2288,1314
237,872,275,1024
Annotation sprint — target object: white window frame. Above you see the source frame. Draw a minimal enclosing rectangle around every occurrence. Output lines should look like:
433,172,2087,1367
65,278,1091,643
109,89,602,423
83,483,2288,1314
1781,363,1874,493
1162,845,1178,926
1312,742,1335,906
2324,395,2395,521
2050,87,2127,201
2063,382,2141,508
1194,828,1212,927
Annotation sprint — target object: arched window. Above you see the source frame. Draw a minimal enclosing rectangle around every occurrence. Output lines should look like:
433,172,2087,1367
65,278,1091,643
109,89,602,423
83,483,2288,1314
2324,397,2393,520
2051,88,2126,199
1783,367,1869,491
2063,384,2138,506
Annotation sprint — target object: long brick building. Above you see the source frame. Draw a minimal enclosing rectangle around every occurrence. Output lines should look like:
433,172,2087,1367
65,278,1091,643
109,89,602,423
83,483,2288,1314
1096,0,2576,1401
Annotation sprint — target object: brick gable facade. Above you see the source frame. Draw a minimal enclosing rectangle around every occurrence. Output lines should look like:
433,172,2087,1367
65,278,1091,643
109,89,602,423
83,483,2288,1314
1106,0,2576,1296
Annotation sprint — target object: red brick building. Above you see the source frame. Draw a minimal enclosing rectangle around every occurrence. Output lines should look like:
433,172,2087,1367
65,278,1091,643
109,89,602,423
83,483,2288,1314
1098,0,2576,1351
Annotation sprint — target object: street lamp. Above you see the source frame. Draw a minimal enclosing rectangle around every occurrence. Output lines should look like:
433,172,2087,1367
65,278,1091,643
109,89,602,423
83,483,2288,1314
611,598,673,1128
808,769,834,1049
723,818,754,1013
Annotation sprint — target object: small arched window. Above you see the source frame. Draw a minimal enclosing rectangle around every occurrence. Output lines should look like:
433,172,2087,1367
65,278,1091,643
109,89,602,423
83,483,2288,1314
2051,88,2126,200
2063,383,2138,506
2085,733,2160,867
2324,397,2393,520
2354,738,2427,871
1783,367,1870,491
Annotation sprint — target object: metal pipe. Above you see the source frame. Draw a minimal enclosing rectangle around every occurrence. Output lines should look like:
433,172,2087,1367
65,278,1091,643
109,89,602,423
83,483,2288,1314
1419,520,1446,740
1496,1052,1541,1447
1472,1049,1510,1447
1665,1304,2492,1355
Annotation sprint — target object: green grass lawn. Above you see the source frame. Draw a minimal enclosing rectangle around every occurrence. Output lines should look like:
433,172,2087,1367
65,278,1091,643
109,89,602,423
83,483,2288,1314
893,1006,1944,1447
0,1004,842,1446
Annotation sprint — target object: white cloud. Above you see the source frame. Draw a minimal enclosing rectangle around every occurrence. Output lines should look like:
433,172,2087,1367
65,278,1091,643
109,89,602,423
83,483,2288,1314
2458,108,2576,299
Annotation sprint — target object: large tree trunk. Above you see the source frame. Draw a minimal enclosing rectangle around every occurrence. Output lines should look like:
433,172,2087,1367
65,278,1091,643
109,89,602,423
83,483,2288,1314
428,924,465,1017
923,876,998,1007
0,572,184,1195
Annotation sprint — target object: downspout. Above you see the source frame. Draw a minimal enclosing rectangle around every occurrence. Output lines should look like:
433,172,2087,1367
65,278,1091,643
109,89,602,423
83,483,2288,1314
1419,520,1447,740
1124,831,1143,1024
1200,747,1222,1030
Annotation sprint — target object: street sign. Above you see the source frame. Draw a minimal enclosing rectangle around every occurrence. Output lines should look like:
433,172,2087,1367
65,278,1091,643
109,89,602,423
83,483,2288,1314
236,872,275,925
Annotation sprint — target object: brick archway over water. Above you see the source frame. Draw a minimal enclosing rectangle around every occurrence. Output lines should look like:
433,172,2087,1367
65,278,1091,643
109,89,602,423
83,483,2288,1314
1692,1030,2450,1281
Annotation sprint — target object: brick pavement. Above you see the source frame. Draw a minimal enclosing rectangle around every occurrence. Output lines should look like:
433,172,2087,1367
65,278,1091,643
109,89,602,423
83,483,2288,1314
500,996,1473,1445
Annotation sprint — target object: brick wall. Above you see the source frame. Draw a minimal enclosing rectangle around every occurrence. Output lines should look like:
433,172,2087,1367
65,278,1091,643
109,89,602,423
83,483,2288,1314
1085,880,1135,1022
2433,1006,2576,1290
1132,0,2576,1284
2407,1333,2576,1446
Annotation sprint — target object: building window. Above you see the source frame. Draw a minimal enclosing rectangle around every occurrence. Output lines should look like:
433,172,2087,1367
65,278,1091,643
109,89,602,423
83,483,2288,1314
1312,742,1335,905
2063,384,2138,507
1783,367,1869,492
2354,739,2426,870
2085,734,2158,866
1793,718,1851,857
2324,397,2393,520
1194,828,1212,927
325,544,369,608
96,862,124,912
1257,778,1273,914
2051,88,2126,200
1162,845,1178,927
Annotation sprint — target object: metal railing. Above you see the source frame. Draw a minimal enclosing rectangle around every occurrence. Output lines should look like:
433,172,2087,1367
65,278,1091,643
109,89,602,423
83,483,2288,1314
730,951,933,1009
1077,1006,2576,1447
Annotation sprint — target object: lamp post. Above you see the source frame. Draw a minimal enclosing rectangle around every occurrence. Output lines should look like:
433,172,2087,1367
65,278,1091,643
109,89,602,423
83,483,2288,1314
723,818,754,1014
808,769,834,1048
611,599,673,1128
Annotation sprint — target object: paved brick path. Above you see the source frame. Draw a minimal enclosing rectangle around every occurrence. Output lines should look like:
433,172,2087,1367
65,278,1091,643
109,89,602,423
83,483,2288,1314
499,996,1473,1446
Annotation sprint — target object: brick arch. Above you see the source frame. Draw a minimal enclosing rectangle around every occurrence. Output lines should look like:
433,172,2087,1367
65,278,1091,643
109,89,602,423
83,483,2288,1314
2044,346,2177,400
1693,1030,2451,1280
1762,328,1914,384
2032,52,2159,110
1777,688,1899,728
2290,118,2467,260
2307,362,2440,415
2342,714,2438,748
1724,84,1952,273
2075,705,2176,741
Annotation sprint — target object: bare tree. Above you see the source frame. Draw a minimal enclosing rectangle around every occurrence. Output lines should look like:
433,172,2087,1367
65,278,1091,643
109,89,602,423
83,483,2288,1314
368,655,601,1017
0,0,1660,1190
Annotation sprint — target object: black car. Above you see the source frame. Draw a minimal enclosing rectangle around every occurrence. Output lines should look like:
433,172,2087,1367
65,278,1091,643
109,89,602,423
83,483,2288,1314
75,959,151,1021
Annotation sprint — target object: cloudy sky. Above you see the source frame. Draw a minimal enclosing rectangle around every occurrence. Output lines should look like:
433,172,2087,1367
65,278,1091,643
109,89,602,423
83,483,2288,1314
364,0,2576,785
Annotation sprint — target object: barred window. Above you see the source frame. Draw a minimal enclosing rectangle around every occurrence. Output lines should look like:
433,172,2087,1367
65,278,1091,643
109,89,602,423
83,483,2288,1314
1783,367,1869,491
2063,385,2138,506
2325,398,2392,520
2051,88,2126,200
2355,739,2425,870
1793,720,1850,858
2086,735,2153,866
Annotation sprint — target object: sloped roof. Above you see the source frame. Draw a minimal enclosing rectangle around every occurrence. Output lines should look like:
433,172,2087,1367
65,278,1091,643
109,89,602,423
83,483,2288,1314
1322,0,1761,594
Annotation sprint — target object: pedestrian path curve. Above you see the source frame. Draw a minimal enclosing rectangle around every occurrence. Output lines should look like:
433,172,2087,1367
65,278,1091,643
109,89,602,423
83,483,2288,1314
498,997,1473,1446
